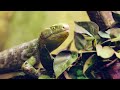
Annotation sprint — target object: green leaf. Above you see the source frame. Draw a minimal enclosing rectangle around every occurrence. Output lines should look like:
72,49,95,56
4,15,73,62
115,51,120,59
53,50,78,78
74,21,100,51
74,32,87,50
76,69,83,76
83,54,96,75
96,44,115,58
106,28,120,42
74,21,99,37
98,31,110,39
38,75,53,79
67,66,88,79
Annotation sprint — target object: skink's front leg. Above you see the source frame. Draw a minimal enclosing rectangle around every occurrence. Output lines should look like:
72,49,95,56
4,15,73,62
21,56,40,78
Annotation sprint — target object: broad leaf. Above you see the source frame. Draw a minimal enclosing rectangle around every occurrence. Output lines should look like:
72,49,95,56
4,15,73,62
53,50,78,78
115,51,120,59
75,21,99,37
74,21,100,51
74,32,87,50
83,54,96,75
96,44,115,58
98,31,110,39
106,28,120,42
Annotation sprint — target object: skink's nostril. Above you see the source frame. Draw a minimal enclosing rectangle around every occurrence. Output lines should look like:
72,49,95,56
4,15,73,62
63,24,70,30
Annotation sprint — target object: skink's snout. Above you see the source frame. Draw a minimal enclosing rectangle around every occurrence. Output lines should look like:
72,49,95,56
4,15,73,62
63,24,70,32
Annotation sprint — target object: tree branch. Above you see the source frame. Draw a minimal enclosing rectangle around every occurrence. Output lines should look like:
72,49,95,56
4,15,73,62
0,39,39,73
87,11,116,31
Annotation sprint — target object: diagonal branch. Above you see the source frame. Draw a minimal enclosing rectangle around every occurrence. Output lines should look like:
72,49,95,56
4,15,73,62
0,39,39,73
87,11,116,31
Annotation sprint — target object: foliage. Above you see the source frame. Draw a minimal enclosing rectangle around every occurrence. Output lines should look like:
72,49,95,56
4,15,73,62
53,50,78,78
34,12,120,79
2,11,120,79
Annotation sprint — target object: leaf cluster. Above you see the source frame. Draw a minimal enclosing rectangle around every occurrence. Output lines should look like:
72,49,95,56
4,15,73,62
15,12,120,79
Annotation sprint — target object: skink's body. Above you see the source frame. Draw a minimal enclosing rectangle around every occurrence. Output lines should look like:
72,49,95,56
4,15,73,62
0,23,70,74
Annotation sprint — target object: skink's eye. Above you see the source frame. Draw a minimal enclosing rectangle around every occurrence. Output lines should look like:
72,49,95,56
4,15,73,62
51,26,56,30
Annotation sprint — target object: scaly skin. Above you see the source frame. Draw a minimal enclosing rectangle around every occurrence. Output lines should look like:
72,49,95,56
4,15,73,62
0,39,38,73
38,23,70,73
0,23,70,74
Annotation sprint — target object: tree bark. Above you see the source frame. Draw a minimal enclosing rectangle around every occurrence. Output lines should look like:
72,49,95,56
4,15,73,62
87,11,116,31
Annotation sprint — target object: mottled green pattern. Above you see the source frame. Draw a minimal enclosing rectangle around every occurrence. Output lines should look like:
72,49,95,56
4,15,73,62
0,39,38,72
0,23,69,74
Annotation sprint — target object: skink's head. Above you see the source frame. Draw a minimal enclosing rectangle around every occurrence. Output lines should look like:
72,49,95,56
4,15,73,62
39,23,70,51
